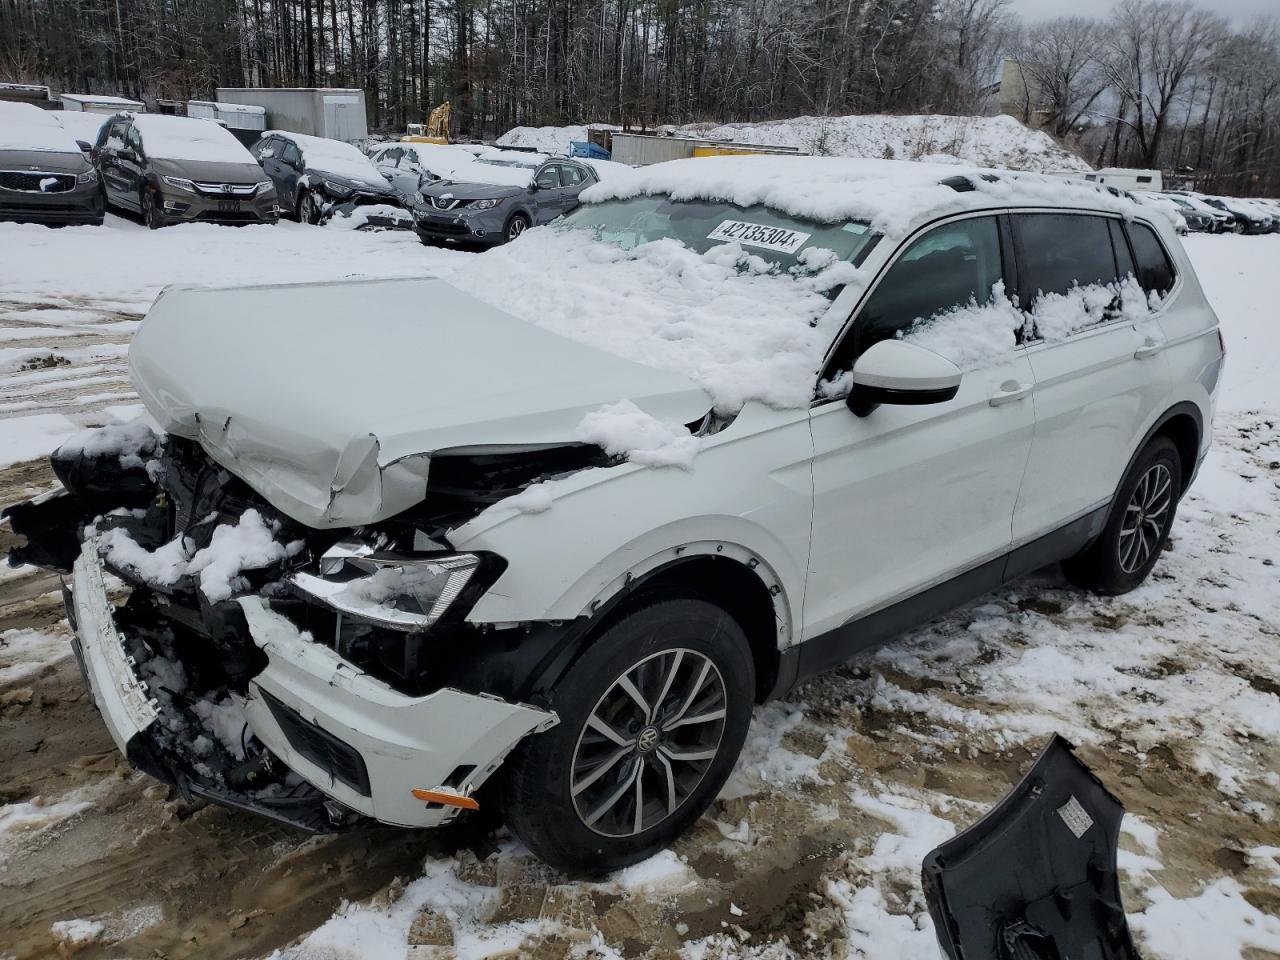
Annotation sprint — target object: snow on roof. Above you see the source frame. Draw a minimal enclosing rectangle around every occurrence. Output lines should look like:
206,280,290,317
496,123,620,156
131,113,255,163
582,155,1138,238
53,111,109,144
0,101,84,154
62,94,143,106
264,129,378,181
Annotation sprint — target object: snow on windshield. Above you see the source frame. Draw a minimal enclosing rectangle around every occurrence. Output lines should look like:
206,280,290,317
583,156,1139,238
131,115,256,164
0,102,84,154
450,224,859,414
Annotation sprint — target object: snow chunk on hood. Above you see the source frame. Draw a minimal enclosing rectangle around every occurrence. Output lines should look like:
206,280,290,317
57,420,161,470
577,399,701,469
450,228,853,413
98,509,303,602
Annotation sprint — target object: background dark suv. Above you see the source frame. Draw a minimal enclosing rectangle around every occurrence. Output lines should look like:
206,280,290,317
95,114,278,229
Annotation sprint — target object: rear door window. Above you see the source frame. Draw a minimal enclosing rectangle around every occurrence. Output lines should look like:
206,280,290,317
1015,214,1119,302
536,164,563,189
1127,222,1176,297
281,142,302,168
562,164,586,186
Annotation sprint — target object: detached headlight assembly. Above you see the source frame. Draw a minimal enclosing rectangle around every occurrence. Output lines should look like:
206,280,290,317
322,179,354,198
77,169,99,184
161,175,196,192
289,540,495,631
469,198,503,210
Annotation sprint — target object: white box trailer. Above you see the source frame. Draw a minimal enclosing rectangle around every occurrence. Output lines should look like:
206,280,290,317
188,99,266,132
1084,167,1163,192
214,87,367,148
60,93,144,115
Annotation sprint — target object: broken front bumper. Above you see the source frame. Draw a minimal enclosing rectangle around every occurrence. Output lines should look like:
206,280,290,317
66,540,557,831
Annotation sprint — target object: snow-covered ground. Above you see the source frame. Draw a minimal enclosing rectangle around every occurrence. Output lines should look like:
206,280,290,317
0,217,1276,960
498,113,1090,174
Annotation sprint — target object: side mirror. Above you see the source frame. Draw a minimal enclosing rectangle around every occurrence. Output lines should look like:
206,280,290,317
118,148,137,163
846,339,962,417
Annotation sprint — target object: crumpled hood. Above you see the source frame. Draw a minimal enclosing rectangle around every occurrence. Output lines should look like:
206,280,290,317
424,181,523,202
310,166,393,193
128,277,711,529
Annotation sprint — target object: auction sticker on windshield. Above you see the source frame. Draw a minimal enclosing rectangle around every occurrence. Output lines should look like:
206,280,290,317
708,220,811,254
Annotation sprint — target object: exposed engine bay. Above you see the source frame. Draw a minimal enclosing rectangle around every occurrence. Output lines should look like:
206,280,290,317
5,423,605,830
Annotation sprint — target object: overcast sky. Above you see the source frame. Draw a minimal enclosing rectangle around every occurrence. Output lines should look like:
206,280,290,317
1007,0,1276,26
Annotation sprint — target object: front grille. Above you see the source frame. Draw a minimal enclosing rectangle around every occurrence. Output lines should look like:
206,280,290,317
259,687,371,796
418,216,468,235
0,170,76,193
193,181,259,196
196,210,264,223
430,196,458,211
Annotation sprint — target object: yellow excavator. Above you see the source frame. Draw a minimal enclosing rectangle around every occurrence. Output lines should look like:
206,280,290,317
401,101,451,144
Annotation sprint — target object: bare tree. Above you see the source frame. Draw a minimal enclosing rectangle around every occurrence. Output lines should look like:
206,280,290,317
1011,16,1109,138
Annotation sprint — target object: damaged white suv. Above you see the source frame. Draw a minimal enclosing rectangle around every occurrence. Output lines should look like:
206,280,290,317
6,157,1222,874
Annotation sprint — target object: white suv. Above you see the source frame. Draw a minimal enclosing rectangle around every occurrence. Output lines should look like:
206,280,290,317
5,157,1222,874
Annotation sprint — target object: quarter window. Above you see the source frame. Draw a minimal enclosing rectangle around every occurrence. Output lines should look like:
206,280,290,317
1128,222,1176,297
1015,214,1119,301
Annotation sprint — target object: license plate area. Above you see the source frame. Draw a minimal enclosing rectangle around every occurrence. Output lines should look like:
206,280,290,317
217,198,241,213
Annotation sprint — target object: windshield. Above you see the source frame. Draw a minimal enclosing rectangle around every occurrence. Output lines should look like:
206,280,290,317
479,157,538,169
558,196,879,278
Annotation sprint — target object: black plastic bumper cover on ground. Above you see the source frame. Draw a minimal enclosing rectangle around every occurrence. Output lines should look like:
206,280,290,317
923,734,1141,960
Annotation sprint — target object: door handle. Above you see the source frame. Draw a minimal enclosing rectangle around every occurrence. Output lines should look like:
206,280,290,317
1134,337,1166,360
989,380,1033,406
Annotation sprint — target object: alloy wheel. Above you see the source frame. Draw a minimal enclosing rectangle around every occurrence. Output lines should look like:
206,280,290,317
1117,463,1172,574
570,648,728,838
507,217,527,241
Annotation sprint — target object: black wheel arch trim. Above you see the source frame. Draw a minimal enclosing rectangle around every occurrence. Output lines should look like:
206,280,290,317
1118,400,1203,499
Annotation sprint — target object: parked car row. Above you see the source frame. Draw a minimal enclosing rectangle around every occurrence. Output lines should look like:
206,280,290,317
1161,190,1279,234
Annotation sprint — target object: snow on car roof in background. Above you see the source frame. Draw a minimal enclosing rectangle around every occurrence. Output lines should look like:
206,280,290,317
264,129,380,180
582,155,1140,237
0,102,84,154
53,111,110,144
130,114,256,163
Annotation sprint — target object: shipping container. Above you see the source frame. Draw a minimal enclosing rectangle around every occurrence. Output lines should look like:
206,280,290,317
214,88,367,148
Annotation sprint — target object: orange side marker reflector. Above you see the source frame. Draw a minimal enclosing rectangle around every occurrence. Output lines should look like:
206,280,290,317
412,788,479,811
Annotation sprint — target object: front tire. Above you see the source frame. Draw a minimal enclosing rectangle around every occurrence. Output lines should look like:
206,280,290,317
504,213,530,243
1062,437,1182,595
140,188,164,229
298,190,322,225
501,596,754,875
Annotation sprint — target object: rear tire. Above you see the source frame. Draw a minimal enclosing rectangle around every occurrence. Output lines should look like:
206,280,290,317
501,595,754,876
1062,437,1182,595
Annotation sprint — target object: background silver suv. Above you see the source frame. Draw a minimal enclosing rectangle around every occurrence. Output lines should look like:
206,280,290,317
416,155,598,246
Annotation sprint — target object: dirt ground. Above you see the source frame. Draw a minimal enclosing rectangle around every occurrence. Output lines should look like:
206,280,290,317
2,422,1278,960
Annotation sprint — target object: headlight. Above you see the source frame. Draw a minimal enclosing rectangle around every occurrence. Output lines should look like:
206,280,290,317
161,175,196,192
77,169,98,185
289,540,485,631
322,179,354,198
470,198,503,210
254,180,274,195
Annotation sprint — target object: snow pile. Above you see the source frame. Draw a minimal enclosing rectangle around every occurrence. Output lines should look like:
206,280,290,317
57,419,160,469
129,114,256,164
577,399,701,469
330,203,413,231
1129,878,1280,958
49,917,106,948
1029,275,1155,341
97,508,303,602
0,627,72,686
582,156,1135,239
452,228,853,413
496,123,619,156
0,101,83,154
674,113,1091,174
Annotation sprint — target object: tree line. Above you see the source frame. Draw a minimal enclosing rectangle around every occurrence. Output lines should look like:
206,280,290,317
1,0,1277,194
